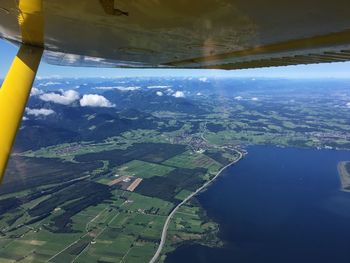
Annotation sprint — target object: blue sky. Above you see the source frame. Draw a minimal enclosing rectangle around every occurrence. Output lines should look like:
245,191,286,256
1,39,350,79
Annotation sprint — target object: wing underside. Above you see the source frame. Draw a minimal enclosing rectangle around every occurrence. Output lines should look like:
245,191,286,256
0,0,350,69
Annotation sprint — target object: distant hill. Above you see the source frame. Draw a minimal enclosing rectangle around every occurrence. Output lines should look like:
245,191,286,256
15,104,158,151
102,89,207,114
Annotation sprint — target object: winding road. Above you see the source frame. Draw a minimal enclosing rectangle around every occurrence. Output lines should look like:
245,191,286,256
149,149,243,263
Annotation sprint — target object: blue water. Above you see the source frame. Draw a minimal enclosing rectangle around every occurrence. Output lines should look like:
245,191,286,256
166,146,350,263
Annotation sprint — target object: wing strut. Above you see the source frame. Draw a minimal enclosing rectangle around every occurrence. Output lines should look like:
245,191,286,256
0,45,43,182
0,0,44,182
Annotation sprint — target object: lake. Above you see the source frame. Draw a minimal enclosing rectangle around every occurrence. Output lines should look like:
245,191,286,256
166,146,350,263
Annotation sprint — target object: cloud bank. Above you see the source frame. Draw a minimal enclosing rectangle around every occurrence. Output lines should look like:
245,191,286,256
148,85,171,89
80,94,115,108
30,87,44,96
117,86,141,91
173,91,185,98
40,90,80,105
94,86,140,91
94,86,118,91
26,108,55,117
38,81,62,87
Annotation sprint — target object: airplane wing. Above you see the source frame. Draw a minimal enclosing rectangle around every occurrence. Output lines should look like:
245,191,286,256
0,0,350,182
0,0,350,69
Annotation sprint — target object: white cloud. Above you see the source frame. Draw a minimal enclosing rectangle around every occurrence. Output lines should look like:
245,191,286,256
234,96,243,100
199,77,208,82
197,92,202,96
95,86,141,91
36,75,61,80
38,81,61,87
156,91,163,96
94,86,119,91
346,102,350,108
22,116,29,121
173,91,185,98
147,85,171,89
80,94,115,108
30,87,43,96
251,97,259,101
25,108,55,117
39,90,80,105
116,86,140,91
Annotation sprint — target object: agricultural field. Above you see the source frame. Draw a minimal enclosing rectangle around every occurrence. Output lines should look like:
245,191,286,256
160,202,222,261
0,139,236,262
117,160,174,179
2,77,349,262
163,151,221,172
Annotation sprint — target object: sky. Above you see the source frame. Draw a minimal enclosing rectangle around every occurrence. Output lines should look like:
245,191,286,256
1,39,350,79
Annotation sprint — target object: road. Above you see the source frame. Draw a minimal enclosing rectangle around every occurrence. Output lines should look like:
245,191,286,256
149,149,243,263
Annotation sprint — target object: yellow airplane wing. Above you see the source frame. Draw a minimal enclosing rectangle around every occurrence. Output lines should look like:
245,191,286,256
0,0,350,181
1,0,350,69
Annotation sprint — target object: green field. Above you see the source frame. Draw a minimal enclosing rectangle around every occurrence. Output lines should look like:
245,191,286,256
162,203,221,259
175,190,193,201
118,160,175,178
163,150,221,172
0,137,240,263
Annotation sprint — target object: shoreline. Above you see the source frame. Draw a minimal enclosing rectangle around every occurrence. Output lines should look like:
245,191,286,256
337,161,350,192
149,149,244,263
